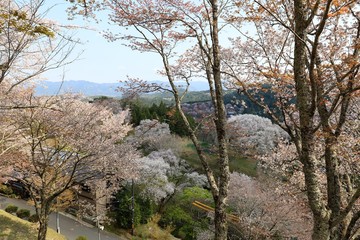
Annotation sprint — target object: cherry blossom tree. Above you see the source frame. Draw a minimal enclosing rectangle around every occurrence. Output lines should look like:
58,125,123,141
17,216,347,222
0,0,79,173
227,114,289,156
0,0,78,94
71,1,235,237
223,1,360,238
135,149,207,213
0,85,36,183
228,172,312,239
128,119,186,154
258,99,360,239
2,95,137,240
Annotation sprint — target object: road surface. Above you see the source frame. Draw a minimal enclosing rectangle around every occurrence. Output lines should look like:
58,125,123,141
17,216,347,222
0,196,127,240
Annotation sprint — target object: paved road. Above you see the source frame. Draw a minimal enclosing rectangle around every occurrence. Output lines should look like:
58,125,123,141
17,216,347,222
0,196,127,240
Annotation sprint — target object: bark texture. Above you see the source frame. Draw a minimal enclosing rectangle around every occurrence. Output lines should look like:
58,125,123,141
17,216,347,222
211,1,230,239
293,0,360,239
37,202,50,240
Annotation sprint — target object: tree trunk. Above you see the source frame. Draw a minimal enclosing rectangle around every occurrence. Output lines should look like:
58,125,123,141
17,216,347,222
211,0,230,238
155,0,230,238
312,218,330,240
38,220,48,240
294,1,331,239
37,203,51,240
301,145,331,240
214,196,228,240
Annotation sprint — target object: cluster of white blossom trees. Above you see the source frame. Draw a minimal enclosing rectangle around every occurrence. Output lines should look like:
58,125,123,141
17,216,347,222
130,119,208,211
227,114,289,155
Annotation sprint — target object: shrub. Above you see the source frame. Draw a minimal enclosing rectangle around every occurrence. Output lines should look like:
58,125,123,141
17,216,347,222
28,214,39,223
5,204,18,214
16,209,30,219
159,187,213,240
0,184,13,195
75,236,88,240
135,214,175,240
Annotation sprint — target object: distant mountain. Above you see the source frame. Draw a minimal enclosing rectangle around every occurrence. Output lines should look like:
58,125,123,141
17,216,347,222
35,80,120,97
35,80,210,97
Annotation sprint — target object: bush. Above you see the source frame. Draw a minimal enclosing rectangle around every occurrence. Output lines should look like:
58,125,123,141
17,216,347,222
75,236,88,240
28,214,39,223
0,184,13,195
5,204,18,214
135,214,175,240
112,186,141,229
159,187,213,240
16,209,30,219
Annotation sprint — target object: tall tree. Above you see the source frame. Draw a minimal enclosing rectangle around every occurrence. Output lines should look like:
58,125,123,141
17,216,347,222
3,95,137,240
223,1,360,239
70,1,234,238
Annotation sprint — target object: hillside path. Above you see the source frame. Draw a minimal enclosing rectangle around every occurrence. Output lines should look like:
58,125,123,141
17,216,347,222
0,196,127,240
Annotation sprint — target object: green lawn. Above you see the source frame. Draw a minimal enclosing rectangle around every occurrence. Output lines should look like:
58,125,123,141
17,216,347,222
180,141,258,177
0,210,66,240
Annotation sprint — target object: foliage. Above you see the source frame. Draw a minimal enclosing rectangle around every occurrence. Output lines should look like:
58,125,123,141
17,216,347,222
139,91,212,105
28,214,39,223
0,7,54,37
70,0,233,238
16,209,30,219
5,204,18,214
112,148,209,237
42,0,360,239
129,118,191,155
129,101,168,125
221,0,360,238
134,214,177,240
92,96,123,114
111,184,150,229
137,197,154,224
130,119,173,154
129,101,154,125
0,184,13,195
128,101,196,137
160,187,213,240
135,88,282,119
0,0,78,188
167,108,196,137
135,152,175,204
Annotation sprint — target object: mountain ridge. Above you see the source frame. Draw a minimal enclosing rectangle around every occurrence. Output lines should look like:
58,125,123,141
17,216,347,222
35,80,120,97
35,80,210,97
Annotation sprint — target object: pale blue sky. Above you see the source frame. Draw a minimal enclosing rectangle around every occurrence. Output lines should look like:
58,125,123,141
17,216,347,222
43,1,241,84
43,1,164,83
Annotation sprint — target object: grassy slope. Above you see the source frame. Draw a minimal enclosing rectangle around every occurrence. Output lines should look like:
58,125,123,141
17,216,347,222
0,210,66,240
181,140,258,177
